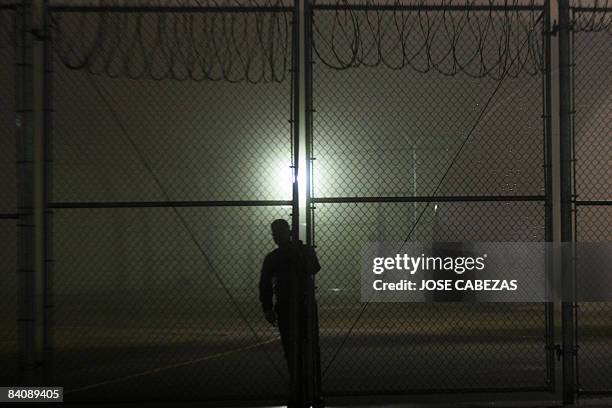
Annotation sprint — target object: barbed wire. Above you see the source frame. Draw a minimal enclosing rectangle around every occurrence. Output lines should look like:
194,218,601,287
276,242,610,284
312,0,546,79
51,0,292,83
573,0,611,32
1,1,609,80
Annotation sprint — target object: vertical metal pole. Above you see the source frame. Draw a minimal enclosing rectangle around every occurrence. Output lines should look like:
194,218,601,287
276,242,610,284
292,0,301,243
558,0,576,404
32,0,52,384
304,0,314,248
16,0,50,385
303,1,323,405
569,26,579,398
41,0,53,382
32,1,45,379
291,1,305,406
542,0,556,392
16,0,36,384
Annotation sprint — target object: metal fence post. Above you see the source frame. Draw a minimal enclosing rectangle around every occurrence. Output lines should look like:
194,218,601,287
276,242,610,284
291,1,305,406
292,0,301,243
542,0,556,392
558,0,576,404
304,0,314,249
16,0,51,385
41,0,54,383
16,0,36,384
303,1,323,404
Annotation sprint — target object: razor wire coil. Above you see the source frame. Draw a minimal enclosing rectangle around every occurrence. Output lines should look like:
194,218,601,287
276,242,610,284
51,0,292,83
1,1,610,81
311,0,546,79
573,0,612,32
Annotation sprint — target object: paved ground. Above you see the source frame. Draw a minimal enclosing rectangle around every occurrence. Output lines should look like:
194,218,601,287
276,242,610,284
22,395,612,408
1,298,610,404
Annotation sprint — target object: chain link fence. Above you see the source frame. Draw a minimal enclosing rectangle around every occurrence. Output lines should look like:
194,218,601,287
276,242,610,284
572,4,612,395
1,0,611,404
313,203,548,393
49,1,298,402
309,0,553,395
0,3,18,388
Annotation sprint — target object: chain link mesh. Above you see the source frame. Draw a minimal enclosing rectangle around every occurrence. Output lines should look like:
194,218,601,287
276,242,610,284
573,24,611,202
311,2,549,394
312,68,545,198
52,14,293,203
576,207,612,393
53,206,293,401
51,5,297,401
573,8,612,394
314,202,548,392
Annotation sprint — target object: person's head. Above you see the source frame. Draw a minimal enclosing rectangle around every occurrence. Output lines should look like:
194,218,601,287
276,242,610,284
270,219,291,247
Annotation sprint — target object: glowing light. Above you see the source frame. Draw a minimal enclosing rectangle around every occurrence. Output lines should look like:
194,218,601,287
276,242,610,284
273,161,294,199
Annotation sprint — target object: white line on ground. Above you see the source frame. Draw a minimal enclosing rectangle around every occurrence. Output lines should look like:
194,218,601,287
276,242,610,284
65,336,281,394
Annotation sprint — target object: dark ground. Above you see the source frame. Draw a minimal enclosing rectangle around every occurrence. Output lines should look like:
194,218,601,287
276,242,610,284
1,297,611,405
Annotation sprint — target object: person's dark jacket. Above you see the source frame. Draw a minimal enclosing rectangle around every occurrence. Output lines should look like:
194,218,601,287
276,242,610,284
259,241,321,312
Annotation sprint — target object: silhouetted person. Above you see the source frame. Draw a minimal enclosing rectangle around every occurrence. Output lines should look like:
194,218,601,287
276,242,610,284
259,219,323,408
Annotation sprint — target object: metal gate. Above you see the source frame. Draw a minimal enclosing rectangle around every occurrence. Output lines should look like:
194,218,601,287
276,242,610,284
47,1,300,402
305,0,555,395
571,4,612,396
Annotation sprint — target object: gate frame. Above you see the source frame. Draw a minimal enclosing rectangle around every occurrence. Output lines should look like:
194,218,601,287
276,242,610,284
27,1,303,405
304,0,557,398
570,4,612,399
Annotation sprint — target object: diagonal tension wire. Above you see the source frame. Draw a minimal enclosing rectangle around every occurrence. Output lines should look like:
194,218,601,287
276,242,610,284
87,75,287,384
321,10,544,378
322,77,506,376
